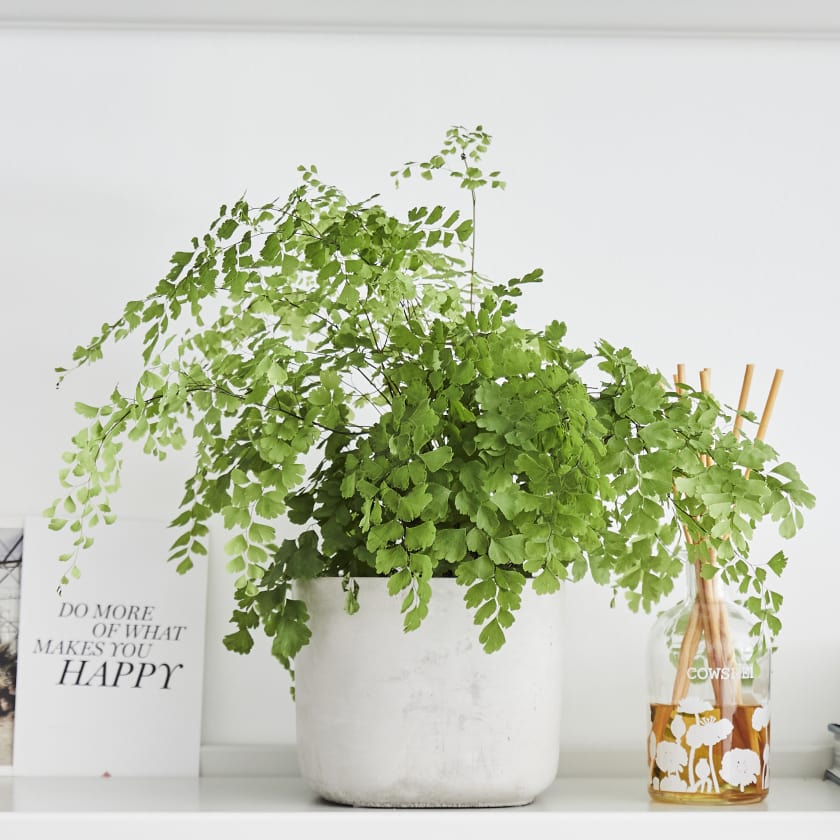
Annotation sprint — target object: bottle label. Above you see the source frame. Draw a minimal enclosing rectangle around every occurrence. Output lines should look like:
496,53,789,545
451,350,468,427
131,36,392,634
649,700,770,800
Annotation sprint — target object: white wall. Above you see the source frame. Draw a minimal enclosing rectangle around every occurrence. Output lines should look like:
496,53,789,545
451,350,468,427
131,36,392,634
1,26,838,760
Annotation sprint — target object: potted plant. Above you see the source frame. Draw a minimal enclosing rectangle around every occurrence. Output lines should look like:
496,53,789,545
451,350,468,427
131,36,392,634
48,126,812,806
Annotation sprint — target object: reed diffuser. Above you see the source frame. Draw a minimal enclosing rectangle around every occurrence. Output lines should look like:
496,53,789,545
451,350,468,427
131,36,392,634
648,365,790,804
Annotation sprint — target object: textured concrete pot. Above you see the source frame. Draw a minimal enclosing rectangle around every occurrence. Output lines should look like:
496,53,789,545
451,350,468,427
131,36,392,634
294,576,564,807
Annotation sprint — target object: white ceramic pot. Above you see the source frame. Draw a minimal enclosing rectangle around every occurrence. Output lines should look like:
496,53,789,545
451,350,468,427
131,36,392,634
294,576,564,807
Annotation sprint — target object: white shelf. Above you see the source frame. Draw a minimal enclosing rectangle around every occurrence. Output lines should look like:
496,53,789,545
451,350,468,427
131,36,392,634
0,776,838,840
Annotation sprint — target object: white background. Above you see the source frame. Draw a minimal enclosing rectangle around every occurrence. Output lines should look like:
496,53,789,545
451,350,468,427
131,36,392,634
0,20,838,763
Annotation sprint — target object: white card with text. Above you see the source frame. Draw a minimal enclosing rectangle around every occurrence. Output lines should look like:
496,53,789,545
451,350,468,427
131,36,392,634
13,517,208,776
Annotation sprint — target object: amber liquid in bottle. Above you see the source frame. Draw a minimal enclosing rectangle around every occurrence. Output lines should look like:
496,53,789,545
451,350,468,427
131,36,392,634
648,702,770,805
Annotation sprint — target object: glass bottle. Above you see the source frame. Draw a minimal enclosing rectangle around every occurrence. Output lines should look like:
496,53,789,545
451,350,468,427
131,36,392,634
647,552,771,804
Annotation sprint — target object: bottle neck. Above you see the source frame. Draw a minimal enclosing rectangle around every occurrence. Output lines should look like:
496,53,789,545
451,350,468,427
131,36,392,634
683,543,725,603
684,562,699,600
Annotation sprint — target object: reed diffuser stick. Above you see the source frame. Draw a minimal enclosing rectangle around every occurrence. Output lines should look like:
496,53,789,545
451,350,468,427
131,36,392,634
670,365,700,704
733,364,755,439
670,599,701,704
757,369,783,442
745,369,783,479
694,369,725,705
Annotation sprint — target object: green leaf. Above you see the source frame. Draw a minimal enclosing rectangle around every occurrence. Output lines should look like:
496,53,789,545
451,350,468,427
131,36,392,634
488,534,526,566
491,486,529,520
396,484,432,521
282,532,323,579
475,504,500,535
779,515,797,539
74,402,99,418
466,527,488,554
492,566,519,590
771,462,801,481
267,362,288,387
224,534,247,556
223,627,254,655
405,520,436,551
767,551,787,577
473,600,497,625
376,545,408,574
433,528,467,563
639,421,680,450
497,608,515,629
366,519,403,552
532,571,560,595
340,472,356,499
336,281,360,308
478,618,505,653
388,568,411,595
419,446,453,472
218,218,238,239
271,613,312,660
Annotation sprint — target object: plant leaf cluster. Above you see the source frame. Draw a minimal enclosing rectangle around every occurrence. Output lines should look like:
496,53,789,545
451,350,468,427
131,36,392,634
48,126,813,683
593,344,814,645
